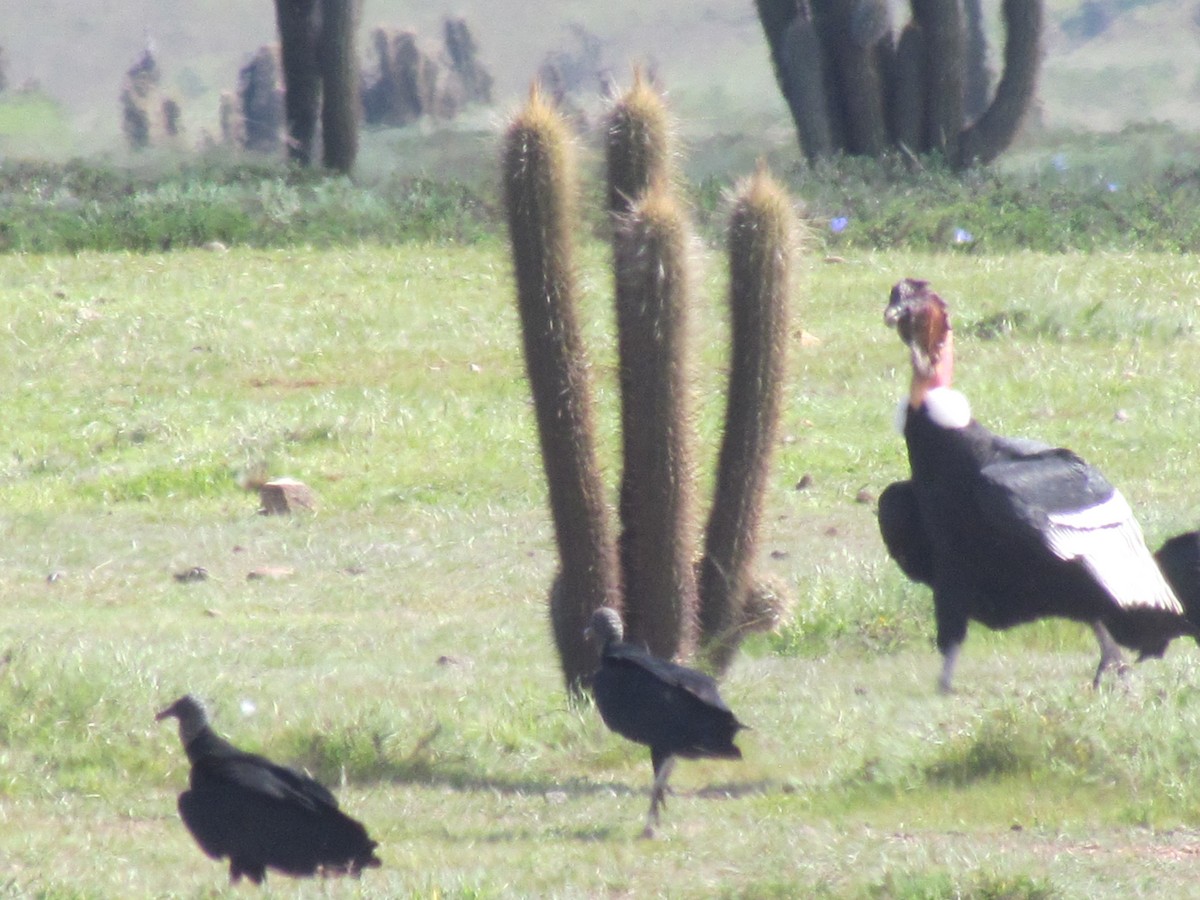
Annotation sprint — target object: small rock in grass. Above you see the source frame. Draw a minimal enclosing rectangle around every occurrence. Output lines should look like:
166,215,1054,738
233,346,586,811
246,565,295,581
258,478,316,515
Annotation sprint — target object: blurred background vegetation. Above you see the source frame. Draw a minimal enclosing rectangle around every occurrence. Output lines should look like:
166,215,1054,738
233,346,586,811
0,0,1197,255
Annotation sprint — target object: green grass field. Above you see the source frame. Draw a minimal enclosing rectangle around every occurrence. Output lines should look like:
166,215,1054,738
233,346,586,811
2,242,1200,897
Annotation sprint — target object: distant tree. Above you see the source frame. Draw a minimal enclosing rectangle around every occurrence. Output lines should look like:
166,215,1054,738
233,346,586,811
755,0,1043,169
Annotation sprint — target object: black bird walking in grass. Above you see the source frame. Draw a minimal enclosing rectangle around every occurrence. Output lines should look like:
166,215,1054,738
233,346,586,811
586,607,745,837
156,695,381,885
879,278,1193,692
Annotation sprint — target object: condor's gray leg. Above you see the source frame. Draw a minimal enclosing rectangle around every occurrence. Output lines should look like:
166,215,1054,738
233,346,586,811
937,643,962,695
1091,621,1129,688
642,753,676,839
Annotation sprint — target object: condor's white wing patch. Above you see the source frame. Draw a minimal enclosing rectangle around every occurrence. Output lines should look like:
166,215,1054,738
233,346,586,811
1043,491,1183,614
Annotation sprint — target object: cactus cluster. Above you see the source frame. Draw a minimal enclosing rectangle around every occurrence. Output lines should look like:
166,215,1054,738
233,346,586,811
503,76,799,692
362,19,492,127
756,0,1043,169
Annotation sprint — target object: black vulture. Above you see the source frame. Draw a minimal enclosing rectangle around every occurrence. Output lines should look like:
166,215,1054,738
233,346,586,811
586,607,745,837
156,695,381,885
880,278,1194,692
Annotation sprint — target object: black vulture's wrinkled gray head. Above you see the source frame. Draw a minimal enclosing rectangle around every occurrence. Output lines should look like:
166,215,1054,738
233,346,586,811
156,694,210,747
585,607,624,647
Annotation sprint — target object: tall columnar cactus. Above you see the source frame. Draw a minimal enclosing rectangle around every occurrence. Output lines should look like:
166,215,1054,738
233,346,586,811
605,69,673,216
604,73,698,658
777,3,835,163
755,0,1043,169
962,0,991,121
958,0,1043,167
317,0,360,174
912,0,966,160
273,0,361,172
612,185,700,661
507,77,797,691
699,168,795,674
273,0,320,165
502,88,620,693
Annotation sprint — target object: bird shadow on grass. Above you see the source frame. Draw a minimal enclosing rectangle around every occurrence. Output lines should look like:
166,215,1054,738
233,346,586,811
292,724,777,810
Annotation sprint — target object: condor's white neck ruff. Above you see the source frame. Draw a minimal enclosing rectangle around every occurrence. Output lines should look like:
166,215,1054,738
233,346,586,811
896,386,972,432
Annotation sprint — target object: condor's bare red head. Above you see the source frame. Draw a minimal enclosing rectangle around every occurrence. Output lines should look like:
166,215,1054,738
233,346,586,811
884,278,954,402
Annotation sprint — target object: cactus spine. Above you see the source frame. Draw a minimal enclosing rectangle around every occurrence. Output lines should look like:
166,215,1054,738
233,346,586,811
502,88,619,693
699,169,796,674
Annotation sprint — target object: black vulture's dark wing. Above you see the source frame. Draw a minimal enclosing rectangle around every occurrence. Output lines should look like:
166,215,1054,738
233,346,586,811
179,785,324,879
604,644,732,711
178,789,229,862
188,730,339,812
975,443,1181,615
878,480,933,585
593,646,742,760
179,780,378,879
217,755,338,809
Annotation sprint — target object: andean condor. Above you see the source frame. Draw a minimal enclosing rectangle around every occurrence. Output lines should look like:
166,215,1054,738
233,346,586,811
157,695,381,885
586,607,745,838
879,278,1194,692
1156,530,1200,623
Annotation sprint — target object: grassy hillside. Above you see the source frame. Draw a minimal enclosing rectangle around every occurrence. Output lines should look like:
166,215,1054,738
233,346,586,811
1,244,1200,896
1,0,1198,162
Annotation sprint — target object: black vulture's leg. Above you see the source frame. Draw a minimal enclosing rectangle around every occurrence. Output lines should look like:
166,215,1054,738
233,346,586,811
642,752,676,839
937,642,961,695
1091,621,1129,688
